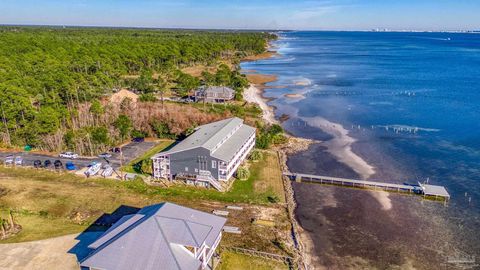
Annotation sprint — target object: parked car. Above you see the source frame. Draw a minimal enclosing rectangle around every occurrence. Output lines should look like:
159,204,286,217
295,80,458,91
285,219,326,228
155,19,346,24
59,152,79,159
14,156,23,165
65,162,76,171
132,137,145,143
33,160,42,168
110,147,121,153
98,152,112,158
54,160,63,169
44,160,52,168
5,155,14,165
87,161,97,167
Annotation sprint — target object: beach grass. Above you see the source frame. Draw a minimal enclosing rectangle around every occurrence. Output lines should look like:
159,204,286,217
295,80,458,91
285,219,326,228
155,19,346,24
218,251,288,270
253,150,285,203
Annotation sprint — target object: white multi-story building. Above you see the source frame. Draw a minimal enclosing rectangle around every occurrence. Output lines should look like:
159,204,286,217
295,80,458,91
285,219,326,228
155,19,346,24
151,117,256,191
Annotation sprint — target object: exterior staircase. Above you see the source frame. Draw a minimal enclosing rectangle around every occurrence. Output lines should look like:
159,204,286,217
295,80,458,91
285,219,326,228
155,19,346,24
197,171,224,192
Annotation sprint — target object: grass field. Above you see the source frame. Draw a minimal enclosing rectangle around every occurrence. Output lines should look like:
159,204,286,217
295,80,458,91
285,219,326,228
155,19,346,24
121,147,284,204
218,251,288,270
0,151,290,250
253,151,285,203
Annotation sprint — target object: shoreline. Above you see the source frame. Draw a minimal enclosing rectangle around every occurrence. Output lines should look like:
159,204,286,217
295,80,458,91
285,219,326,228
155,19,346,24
241,38,390,268
244,84,277,125
242,45,318,269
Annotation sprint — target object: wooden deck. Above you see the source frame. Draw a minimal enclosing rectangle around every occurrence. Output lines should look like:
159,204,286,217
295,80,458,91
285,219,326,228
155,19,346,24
283,172,450,201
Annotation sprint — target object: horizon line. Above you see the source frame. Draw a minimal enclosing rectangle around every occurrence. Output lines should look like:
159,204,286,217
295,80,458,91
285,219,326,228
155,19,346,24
1,23,479,33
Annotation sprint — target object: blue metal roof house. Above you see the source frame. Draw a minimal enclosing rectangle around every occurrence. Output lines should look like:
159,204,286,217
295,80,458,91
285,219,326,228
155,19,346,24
151,117,256,191
80,202,226,270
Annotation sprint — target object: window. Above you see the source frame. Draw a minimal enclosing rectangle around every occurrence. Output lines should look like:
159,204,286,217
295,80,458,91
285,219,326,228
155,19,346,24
212,160,216,169
185,167,189,172
195,168,198,172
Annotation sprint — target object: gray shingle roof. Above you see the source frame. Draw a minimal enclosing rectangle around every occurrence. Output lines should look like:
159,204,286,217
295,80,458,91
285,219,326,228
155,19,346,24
80,202,226,270
152,117,253,160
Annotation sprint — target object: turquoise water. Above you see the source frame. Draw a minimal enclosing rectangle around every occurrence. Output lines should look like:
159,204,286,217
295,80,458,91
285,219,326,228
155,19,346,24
242,31,480,267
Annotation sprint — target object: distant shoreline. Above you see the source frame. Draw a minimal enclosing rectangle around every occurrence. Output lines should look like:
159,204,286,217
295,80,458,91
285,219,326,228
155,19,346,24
1,25,479,34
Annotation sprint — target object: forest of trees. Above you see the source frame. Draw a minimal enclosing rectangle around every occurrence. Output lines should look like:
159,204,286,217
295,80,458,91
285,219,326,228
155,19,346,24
0,26,276,154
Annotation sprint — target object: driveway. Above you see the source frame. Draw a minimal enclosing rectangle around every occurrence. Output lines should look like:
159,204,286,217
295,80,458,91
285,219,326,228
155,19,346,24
109,141,157,164
0,232,103,270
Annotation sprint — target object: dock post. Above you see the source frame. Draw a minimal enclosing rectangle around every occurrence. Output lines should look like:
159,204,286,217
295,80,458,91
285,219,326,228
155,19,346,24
295,175,302,183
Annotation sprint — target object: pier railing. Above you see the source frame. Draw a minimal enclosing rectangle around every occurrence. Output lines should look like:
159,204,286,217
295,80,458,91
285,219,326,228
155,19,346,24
284,172,450,202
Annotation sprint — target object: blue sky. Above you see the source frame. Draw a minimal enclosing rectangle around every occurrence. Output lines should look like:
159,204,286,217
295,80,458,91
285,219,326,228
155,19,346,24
1,0,479,30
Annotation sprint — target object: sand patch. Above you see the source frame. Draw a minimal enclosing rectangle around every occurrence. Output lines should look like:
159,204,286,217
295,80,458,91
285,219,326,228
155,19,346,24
0,232,101,270
246,74,278,85
109,89,138,104
284,93,305,99
293,78,312,86
242,51,278,62
299,116,393,211
369,190,392,211
301,116,376,180
244,85,276,124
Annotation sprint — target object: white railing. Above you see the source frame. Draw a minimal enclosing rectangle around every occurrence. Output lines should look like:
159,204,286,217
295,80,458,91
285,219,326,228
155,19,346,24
196,171,223,191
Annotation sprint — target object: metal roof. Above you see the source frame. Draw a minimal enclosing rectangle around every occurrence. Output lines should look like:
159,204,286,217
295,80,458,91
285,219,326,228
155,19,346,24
80,202,226,270
421,184,450,198
196,86,235,95
152,117,254,160
211,124,255,161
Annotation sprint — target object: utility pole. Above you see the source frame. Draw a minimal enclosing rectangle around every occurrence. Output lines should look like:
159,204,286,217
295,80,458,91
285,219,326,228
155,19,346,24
120,147,124,180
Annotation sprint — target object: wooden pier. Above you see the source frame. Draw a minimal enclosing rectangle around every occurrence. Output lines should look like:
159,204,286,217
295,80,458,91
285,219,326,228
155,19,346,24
283,172,450,201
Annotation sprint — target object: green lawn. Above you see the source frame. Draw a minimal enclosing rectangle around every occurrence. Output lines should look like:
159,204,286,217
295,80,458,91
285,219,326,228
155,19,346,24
218,251,288,270
120,151,284,204
120,146,284,204
0,211,87,244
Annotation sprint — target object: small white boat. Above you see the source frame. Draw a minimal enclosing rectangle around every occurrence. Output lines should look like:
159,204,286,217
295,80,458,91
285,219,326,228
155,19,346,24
85,162,102,177
101,165,113,177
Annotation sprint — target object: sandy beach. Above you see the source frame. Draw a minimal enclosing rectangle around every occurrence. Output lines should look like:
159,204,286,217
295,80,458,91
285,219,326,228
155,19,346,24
244,85,277,124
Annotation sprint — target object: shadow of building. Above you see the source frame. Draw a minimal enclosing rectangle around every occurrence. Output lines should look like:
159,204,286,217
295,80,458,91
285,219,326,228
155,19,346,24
67,205,141,265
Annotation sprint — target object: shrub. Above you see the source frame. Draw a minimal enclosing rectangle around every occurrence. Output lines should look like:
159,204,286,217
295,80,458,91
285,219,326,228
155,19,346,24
256,124,287,149
151,121,175,139
140,159,153,175
114,114,133,140
272,133,288,144
249,150,263,161
139,93,158,102
90,127,109,145
256,134,271,149
131,129,147,139
236,166,250,180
